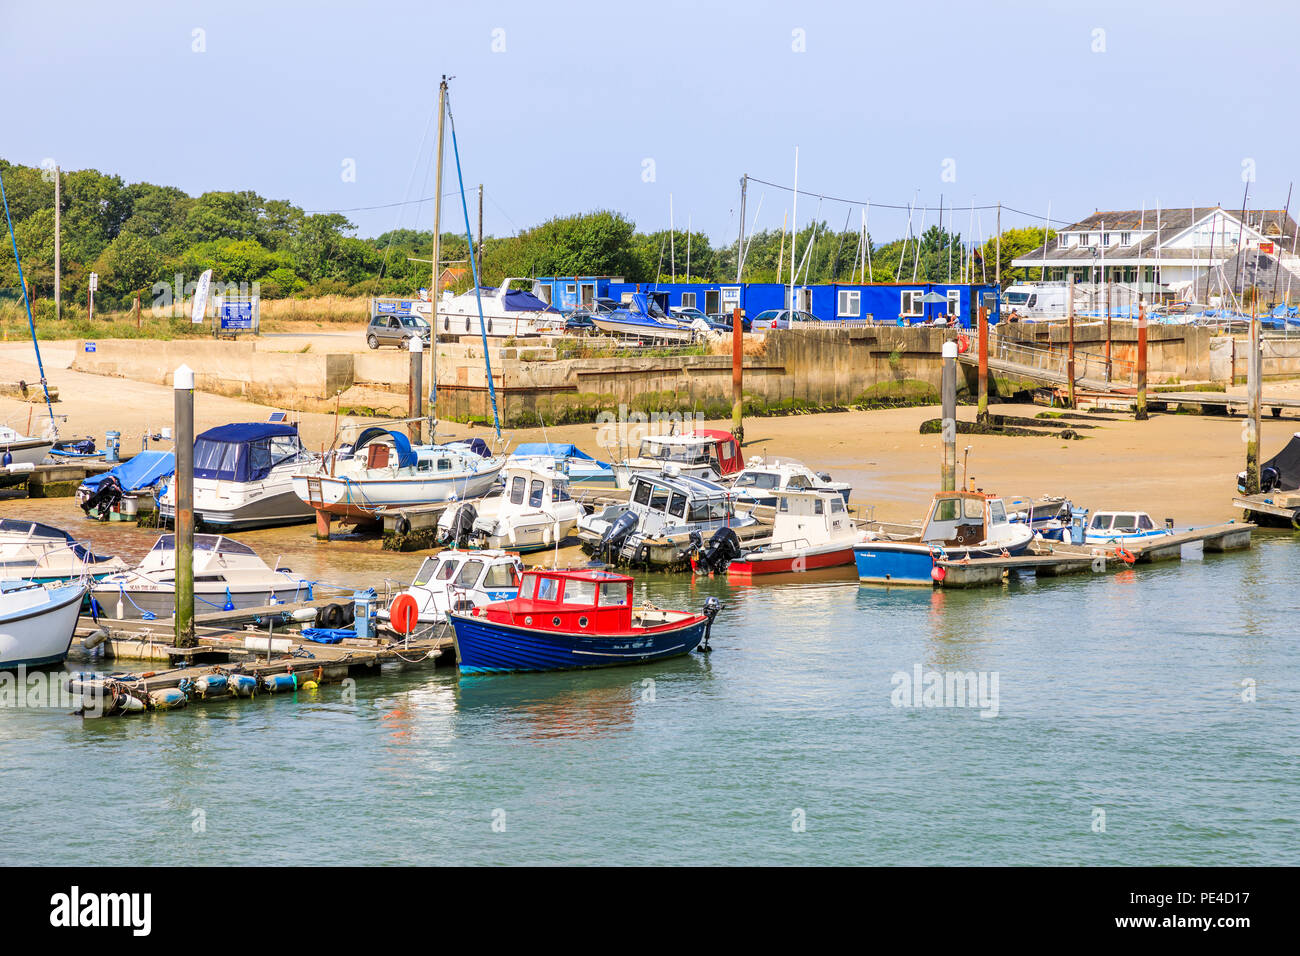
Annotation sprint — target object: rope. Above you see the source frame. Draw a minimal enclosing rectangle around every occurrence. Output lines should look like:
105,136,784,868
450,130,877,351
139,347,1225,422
117,583,156,620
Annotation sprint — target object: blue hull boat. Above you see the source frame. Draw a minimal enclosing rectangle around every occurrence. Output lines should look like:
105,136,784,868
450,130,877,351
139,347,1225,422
854,539,1031,585
450,613,709,673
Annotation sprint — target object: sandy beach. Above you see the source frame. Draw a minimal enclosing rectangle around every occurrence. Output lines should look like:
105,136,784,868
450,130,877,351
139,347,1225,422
0,337,1290,527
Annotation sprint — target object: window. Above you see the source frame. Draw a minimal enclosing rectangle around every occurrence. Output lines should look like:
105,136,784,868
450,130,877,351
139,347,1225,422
934,498,959,522
1138,514,1154,530
947,290,961,317
437,458,452,470
963,498,984,519
536,577,560,601
901,290,923,316
509,476,525,505
681,292,697,309
1102,232,1110,246
562,578,596,604
649,486,670,512
436,559,460,581
455,560,484,588
735,471,779,490
633,481,652,506
1058,233,1070,247
483,563,517,589
669,493,687,518
837,289,860,317
599,582,629,606
786,474,811,489
412,557,439,586
1089,514,1113,530
1078,233,1091,247
529,480,544,507
814,498,824,515
989,500,1007,525
565,283,576,293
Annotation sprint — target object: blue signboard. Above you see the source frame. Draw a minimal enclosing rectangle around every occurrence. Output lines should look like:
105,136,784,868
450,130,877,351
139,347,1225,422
219,300,256,331
84,342,96,353
375,299,415,316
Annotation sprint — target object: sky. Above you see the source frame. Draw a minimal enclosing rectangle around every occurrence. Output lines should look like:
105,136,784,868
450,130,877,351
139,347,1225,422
4,0,1299,246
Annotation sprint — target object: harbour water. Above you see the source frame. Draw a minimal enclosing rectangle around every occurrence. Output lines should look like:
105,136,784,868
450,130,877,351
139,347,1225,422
3,507,1296,865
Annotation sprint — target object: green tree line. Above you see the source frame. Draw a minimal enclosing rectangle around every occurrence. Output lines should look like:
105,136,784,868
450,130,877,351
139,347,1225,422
1,158,1052,314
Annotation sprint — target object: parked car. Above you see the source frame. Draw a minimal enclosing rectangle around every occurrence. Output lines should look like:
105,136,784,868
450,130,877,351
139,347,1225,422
564,313,597,333
670,306,709,323
750,309,820,332
706,312,752,333
367,314,432,349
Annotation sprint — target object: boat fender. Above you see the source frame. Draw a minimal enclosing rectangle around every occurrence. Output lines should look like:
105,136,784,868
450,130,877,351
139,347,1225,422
149,688,188,711
956,334,971,354
300,680,319,691
1291,509,1300,531
82,627,110,650
931,565,947,583
262,673,298,694
194,674,228,697
1,450,9,467
228,674,258,697
291,607,319,623
395,515,411,536
698,597,723,653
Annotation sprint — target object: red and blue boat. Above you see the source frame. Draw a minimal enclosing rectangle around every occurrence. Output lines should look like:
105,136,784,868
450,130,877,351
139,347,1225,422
448,568,721,673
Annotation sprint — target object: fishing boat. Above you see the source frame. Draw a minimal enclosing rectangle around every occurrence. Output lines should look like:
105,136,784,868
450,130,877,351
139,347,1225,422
421,278,563,337
448,567,722,673
507,442,614,485
727,456,851,507
0,519,126,583
0,423,54,466
291,427,504,522
854,491,1035,585
90,534,312,620
712,490,862,581
158,422,319,530
1082,511,1171,545
0,580,87,669
577,469,761,569
1004,495,1088,543
612,429,744,488
380,549,524,627
438,460,585,553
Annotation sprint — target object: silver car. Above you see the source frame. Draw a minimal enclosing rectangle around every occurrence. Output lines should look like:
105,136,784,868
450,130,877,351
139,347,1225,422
367,314,432,349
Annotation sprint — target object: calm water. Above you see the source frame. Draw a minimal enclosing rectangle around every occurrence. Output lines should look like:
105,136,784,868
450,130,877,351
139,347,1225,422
2,499,1297,865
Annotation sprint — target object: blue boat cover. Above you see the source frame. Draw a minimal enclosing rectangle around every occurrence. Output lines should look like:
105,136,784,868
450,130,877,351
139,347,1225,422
353,427,417,468
512,442,609,467
193,423,301,483
78,449,175,494
442,438,491,458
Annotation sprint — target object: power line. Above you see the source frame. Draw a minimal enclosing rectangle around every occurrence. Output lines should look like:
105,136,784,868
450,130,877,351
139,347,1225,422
305,188,463,214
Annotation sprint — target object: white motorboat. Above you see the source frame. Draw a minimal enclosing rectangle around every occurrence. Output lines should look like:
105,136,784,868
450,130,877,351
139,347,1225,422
292,428,505,522
418,278,563,338
612,430,744,488
0,423,54,467
438,460,585,553
0,580,87,669
713,490,862,580
0,518,127,583
379,550,523,627
90,534,312,620
727,456,852,508
159,422,319,530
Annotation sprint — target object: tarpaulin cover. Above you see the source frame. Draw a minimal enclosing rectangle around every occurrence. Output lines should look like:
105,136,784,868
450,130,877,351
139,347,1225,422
442,438,491,458
511,442,608,465
193,423,301,482
78,450,175,495
1262,433,1300,491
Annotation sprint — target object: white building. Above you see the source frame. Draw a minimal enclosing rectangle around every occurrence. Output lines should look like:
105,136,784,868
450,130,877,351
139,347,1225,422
1012,207,1298,299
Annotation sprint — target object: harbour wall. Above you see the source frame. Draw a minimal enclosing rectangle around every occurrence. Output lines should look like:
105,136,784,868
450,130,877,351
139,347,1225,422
70,323,1226,426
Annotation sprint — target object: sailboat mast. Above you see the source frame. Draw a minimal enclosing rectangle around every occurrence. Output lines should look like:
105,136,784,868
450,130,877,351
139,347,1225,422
428,76,448,437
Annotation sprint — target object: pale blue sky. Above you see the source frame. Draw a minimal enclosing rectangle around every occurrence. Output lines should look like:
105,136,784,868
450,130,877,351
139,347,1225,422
3,0,1297,243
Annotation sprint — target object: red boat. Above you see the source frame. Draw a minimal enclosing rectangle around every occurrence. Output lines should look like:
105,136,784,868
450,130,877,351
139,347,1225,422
697,490,861,581
448,568,722,673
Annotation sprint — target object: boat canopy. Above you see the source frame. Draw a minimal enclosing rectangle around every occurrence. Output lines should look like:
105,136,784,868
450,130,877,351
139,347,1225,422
353,427,417,468
441,437,491,458
78,449,175,495
512,442,608,465
687,429,744,475
194,422,302,483
1261,432,1300,491
482,288,560,313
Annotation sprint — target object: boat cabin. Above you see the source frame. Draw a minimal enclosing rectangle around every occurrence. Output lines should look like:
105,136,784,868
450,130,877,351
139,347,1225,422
686,430,743,476
411,550,523,601
480,568,634,632
631,430,743,479
626,472,740,535
500,463,573,509
920,492,1010,547
771,489,854,544
139,534,263,576
1085,511,1161,539
193,422,308,485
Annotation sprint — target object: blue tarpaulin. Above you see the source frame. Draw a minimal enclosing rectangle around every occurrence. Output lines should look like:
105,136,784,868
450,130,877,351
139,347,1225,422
353,427,417,468
78,449,175,495
193,423,301,483
511,442,608,466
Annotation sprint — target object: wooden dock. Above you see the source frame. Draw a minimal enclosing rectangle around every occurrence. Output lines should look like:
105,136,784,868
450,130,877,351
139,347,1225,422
934,522,1255,588
1233,491,1300,529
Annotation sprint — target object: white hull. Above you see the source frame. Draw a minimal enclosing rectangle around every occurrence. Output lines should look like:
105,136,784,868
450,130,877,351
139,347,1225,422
0,584,86,668
293,461,504,519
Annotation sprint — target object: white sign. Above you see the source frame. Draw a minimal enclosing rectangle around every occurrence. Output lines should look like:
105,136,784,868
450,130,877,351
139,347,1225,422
88,272,98,292
191,269,213,324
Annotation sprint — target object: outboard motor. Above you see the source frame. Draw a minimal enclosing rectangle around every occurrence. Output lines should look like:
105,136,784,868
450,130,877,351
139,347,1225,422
698,596,723,653
600,511,638,562
695,526,741,575
442,502,478,548
80,475,124,521
816,471,833,483
1261,465,1281,494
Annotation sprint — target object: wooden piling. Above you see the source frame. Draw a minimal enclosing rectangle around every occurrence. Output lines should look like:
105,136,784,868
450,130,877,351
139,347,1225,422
1245,310,1261,493
173,365,196,648
941,340,957,491
1066,281,1076,408
976,305,989,423
409,336,424,444
1135,301,1148,421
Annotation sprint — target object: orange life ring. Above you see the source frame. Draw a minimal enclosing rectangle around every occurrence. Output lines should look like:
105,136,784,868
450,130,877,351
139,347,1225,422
1115,546,1136,565
956,335,971,354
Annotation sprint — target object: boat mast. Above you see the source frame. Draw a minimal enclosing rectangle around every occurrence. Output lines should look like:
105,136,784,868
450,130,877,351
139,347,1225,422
0,167,57,437
428,76,449,441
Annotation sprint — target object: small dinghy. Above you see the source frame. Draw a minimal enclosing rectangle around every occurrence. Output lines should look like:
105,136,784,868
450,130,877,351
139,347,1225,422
437,460,585,553
448,568,722,673
854,491,1034,585
0,580,87,669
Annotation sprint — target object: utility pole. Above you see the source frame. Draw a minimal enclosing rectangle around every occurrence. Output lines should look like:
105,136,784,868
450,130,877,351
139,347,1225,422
977,305,989,424
995,202,1001,291
53,166,61,321
428,76,448,435
173,365,196,648
1245,297,1261,494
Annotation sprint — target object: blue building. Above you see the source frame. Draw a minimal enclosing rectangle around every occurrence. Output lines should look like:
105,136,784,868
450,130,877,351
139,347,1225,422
533,277,999,327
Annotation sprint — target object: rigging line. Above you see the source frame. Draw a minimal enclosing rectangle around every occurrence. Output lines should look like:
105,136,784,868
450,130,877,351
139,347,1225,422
379,99,440,278
0,167,56,435
446,92,500,439
305,188,465,215
744,175,1070,226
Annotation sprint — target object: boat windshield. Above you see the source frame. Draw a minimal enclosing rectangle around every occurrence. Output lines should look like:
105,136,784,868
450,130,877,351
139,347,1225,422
638,439,709,463
735,471,780,490
1004,291,1030,305
150,535,256,557
411,557,440,586
687,497,732,521
988,500,1007,524
483,562,520,589
1089,514,1114,530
